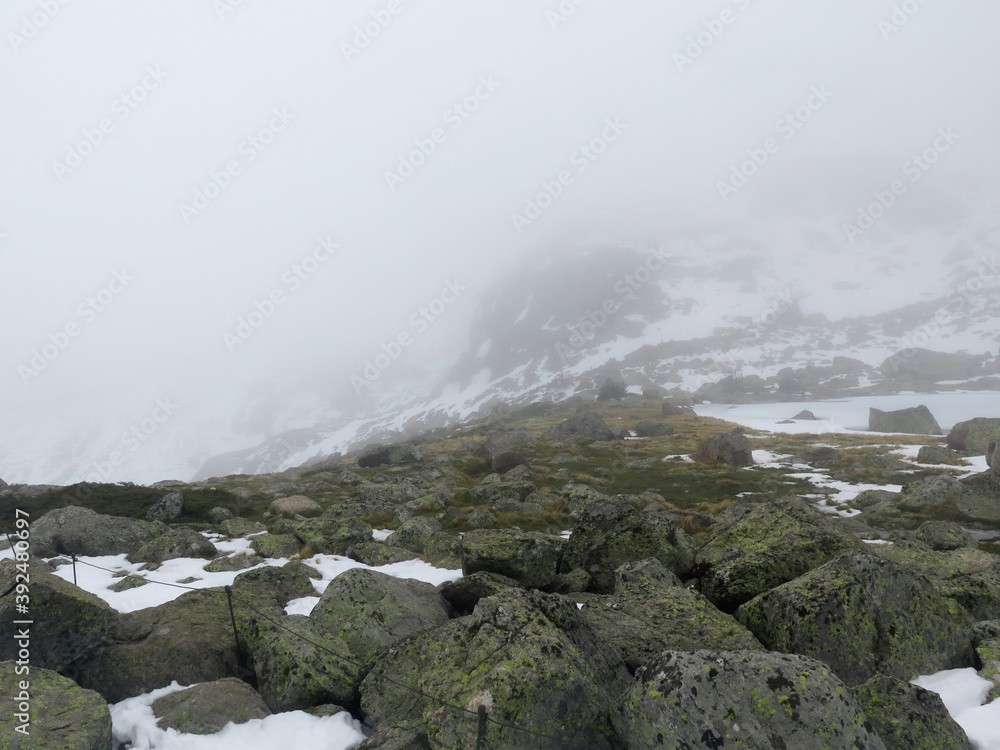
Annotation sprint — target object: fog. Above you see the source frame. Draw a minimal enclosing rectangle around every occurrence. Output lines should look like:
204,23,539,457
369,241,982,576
2,0,999,483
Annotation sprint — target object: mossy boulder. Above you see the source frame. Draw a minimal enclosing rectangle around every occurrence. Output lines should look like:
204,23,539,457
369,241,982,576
146,490,184,522
128,527,218,564
0,661,111,750
361,589,631,749
560,499,691,593
614,650,887,750
108,574,148,592
851,674,972,750
385,518,442,554
461,528,564,589
973,621,1000,700
268,495,322,518
422,533,463,569
633,419,674,437
0,560,117,674
469,479,536,506
559,483,611,514
696,428,753,466
578,560,762,673
345,542,419,566
203,553,259,572
898,474,969,507
357,443,422,468
30,506,165,557
250,533,301,559
695,497,865,612
948,417,1000,453
543,408,618,442
916,446,966,465
220,517,266,537
291,517,373,555
869,405,942,435
736,551,974,686
76,588,240,702
150,678,271,734
311,568,450,669
916,520,976,550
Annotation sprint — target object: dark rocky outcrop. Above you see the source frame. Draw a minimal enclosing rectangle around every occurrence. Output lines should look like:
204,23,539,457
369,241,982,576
695,428,753,466
357,443,422,468
0,661,112,750
615,650,887,750
439,571,523,615
736,551,974,686
633,419,674,437
869,405,942,435
543,409,618,442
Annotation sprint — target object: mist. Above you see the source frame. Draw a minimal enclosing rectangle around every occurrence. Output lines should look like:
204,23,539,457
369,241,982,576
2,0,999,483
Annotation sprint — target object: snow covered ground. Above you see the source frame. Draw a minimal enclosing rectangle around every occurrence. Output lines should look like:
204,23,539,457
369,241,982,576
914,669,1000,749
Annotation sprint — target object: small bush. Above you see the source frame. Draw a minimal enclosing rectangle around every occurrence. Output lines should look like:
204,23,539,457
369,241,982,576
597,378,628,401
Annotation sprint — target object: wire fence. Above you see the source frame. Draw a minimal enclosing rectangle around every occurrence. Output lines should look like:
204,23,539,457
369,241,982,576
67,556,594,750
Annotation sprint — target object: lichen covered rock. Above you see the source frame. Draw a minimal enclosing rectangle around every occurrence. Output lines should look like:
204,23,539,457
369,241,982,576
461,528,564,589
150,678,271,734
851,674,971,750
614,650,887,750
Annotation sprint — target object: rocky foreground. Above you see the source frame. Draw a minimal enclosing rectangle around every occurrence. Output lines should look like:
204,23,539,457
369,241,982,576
2,398,1000,749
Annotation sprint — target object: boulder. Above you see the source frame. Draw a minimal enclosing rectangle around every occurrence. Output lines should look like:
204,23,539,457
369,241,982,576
543,409,617,442
291,517,373,555
490,451,530,475
948,418,1000,453
150,678,271,734
469,479,536,506
357,443,422,468
800,446,840,467
661,398,695,416
559,499,691,593
146,490,184,522
77,588,241,703
203,553,259,572
208,506,233,524
916,521,976,551
915,445,965,465
30,506,164,558
311,569,450,669
633,420,674,437
466,507,498,529
578,560,762,673
128,527,217,564
250,533,301,559
695,429,753,466
356,728,433,749
793,409,819,420
851,674,972,750
481,428,536,457
0,661,112,750
345,542,419,566
869,405,942,435
0,559,117,675
219,517,266,537
989,439,999,471
461,529,564,589
269,495,322,518
385,518,442,554
736,551,974,686
559,483,611,514
695,497,866,612
361,589,630,749
898,474,968,507
614,650,887,750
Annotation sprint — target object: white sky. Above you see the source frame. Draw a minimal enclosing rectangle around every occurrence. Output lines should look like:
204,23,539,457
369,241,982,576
1,0,999,477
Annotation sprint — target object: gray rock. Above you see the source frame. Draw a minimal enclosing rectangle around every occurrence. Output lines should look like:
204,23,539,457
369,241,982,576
268,495,322,518
633,420,675,437
869,405,942,435
129,527,217,564
899,474,968,506
208,506,233,524
695,429,754,466
736,551,974,686
560,499,691,593
851,674,972,750
250,533,301,559
469,479,536,506
361,589,630,750
916,445,965,465
0,661,112,750
916,521,976,550
559,483,611,514
0,559,117,675
481,427,536,457
439,571,523,615
311,568,450,668
147,490,184,521
345,542,419,566
461,529,564,589
357,443,422,468
151,678,271,734
793,409,819,420
614,650,887,750
989,439,999,471
204,554,259,572
543,409,618,442
220,517,266,537
31,506,165,558
948,417,1000,453
385,518,442,554
292,517,373,555
467,507,498,528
